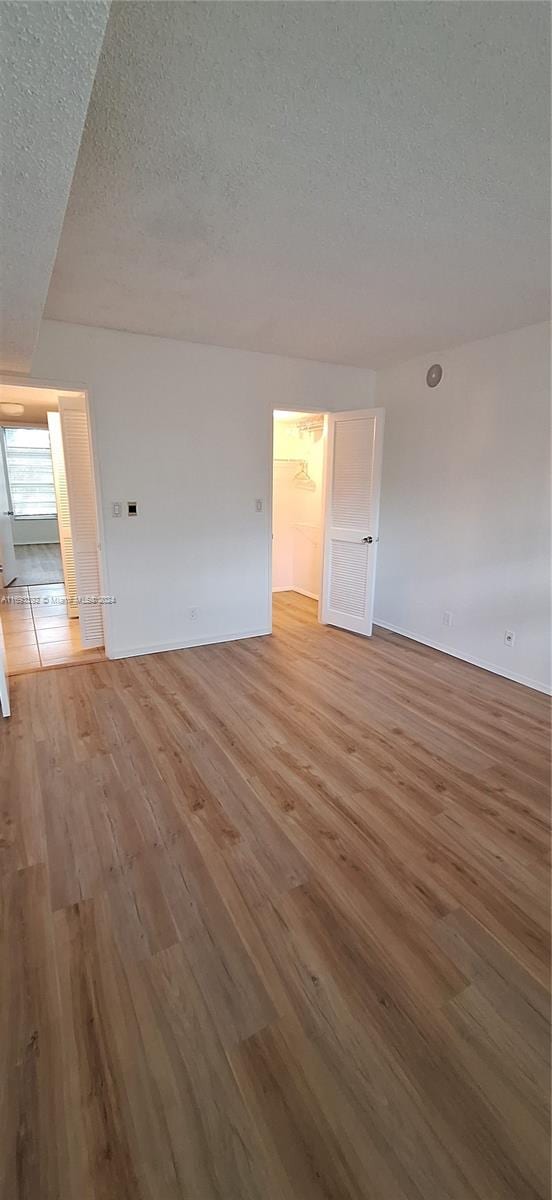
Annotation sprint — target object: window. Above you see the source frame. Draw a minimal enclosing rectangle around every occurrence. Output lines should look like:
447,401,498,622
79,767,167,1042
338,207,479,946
3,427,57,518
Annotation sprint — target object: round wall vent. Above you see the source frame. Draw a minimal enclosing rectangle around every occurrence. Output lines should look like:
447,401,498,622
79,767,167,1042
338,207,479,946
426,364,443,388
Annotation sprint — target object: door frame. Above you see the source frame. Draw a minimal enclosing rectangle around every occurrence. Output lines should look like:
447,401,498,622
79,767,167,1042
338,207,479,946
268,404,330,633
268,405,385,635
0,373,113,658
0,426,17,586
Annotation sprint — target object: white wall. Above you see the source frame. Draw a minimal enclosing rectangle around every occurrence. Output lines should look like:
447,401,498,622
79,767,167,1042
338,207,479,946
33,321,374,657
12,517,59,545
272,460,295,591
272,416,325,598
374,322,551,693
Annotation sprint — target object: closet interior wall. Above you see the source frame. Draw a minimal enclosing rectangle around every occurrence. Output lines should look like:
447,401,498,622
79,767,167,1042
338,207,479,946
272,413,325,600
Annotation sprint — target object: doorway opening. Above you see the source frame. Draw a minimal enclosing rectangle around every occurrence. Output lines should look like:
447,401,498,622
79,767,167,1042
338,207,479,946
2,424,62,586
272,410,327,616
0,382,105,677
271,405,385,638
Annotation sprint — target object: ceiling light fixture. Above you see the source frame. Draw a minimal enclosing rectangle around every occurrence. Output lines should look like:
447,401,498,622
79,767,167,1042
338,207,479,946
0,402,25,416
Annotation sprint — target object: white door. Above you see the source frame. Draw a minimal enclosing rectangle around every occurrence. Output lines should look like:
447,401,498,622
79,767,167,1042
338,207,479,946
0,434,17,587
0,615,10,717
320,408,385,636
47,413,79,618
58,395,104,649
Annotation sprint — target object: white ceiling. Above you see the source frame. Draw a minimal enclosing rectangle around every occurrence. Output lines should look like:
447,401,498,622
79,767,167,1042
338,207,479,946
7,2,551,371
0,1,109,374
44,1,551,367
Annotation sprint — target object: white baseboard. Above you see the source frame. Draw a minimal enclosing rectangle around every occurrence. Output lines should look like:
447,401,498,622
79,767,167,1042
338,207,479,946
374,619,551,695
272,586,319,600
110,626,271,661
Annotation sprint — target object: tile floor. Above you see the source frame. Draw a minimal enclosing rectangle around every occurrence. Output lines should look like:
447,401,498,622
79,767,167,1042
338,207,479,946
11,542,63,586
0,583,105,674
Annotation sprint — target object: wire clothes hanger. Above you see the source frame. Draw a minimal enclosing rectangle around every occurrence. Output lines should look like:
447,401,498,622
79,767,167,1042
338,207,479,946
293,460,311,482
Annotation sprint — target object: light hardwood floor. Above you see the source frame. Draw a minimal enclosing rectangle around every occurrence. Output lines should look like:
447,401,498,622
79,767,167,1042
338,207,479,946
1,593,550,1199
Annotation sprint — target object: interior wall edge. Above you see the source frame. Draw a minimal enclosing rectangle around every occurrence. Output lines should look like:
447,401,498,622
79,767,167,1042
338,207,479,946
375,619,552,696
374,321,551,693
31,319,373,657
108,626,272,661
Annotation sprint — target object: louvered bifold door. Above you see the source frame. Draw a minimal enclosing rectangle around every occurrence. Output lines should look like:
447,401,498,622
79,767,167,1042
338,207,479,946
47,413,78,618
0,616,10,717
320,408,385,636
57,396,104,648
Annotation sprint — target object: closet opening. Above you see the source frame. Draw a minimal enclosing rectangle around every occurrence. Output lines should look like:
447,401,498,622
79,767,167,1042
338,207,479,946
270,404,385,641
272,410,327,621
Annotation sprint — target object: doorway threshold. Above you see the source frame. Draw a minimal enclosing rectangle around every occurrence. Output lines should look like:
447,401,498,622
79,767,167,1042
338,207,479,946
1,582,104,675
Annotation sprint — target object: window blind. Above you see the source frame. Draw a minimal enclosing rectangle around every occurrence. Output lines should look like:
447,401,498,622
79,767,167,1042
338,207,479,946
4,427,57,517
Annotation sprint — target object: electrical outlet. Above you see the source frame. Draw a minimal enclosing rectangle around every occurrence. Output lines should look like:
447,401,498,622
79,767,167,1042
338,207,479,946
111,501,123,518
442,610,453,628
255,498,263,513
504,630,516,647
188,607,199,621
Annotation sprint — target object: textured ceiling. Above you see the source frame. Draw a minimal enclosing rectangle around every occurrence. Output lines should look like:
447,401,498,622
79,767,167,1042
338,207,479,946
0,1,109,374
45,1,550,368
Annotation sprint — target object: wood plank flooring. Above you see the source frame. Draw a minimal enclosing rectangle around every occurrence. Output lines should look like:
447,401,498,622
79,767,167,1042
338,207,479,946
1,592,550,1199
